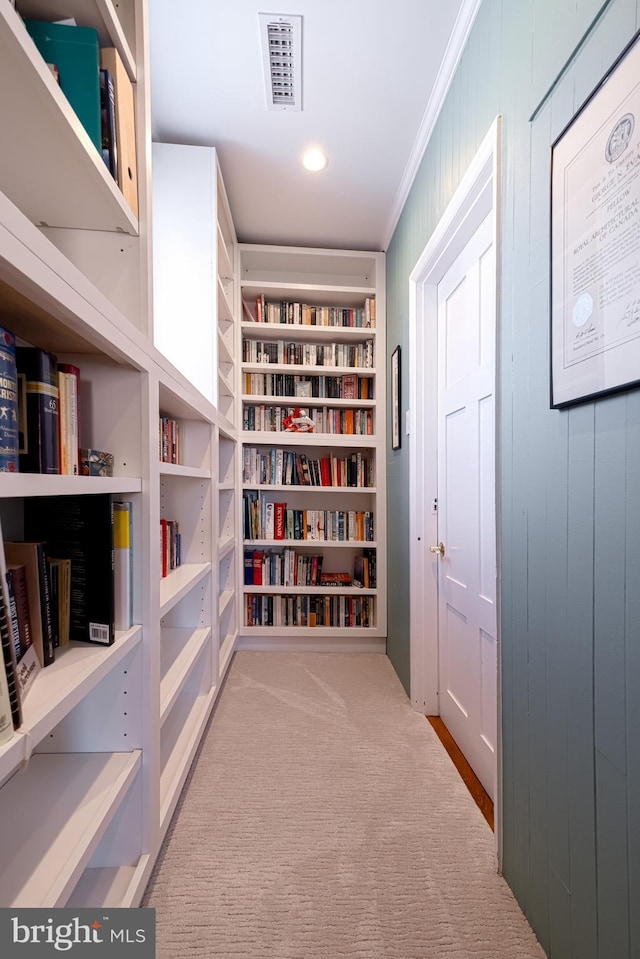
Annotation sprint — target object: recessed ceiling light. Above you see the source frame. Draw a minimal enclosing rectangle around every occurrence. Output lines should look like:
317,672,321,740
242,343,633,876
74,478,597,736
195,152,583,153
302,148,328,172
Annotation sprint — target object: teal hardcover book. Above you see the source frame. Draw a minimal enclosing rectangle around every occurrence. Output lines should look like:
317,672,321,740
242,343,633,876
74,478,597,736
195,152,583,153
24,19,101,154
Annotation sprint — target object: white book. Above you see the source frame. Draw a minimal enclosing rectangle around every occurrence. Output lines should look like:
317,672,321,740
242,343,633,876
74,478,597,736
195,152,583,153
113,502,133,631
265,501,275,540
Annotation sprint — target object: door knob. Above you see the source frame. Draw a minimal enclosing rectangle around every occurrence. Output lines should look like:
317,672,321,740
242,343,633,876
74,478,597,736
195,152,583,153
429,542,445,556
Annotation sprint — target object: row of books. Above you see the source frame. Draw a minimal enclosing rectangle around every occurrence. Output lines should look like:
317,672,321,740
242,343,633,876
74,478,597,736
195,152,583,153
159,416,183,465
244,548,376,588
242,339,374,369
242,372,374,400
242,447,374,488
245,549,325,587
23,18,138,216
243,404,374,436
0,496,133,741
243,492,375,542
0,327,80,475
248,295,375,329
244,593,376,628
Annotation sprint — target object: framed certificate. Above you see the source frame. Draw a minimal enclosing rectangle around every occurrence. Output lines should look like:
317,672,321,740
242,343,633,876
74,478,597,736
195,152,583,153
551,30,640,407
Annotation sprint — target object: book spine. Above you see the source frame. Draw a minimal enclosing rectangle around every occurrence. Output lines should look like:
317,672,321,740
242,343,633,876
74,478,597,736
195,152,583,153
35,544,55,666
17,347,60,474
0,578,20,734
57,364,80,476
274,503,286,540
47,559,59,648
100,69,118,180
100,47,138,216
0,327,19,472
5,571,21,660
252,551,263,586
7,565,33,659
113,501,132,631
57,371,69,475
244,550,254,585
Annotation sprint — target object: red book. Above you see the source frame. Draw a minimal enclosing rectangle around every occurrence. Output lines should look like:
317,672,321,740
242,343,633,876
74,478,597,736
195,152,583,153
160,519,168,577
319,457,331,486
342,373,357,399
252,551,263,586
274,502,286,540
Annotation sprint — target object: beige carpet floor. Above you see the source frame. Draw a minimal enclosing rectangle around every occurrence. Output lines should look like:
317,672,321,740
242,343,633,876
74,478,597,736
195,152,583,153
144,651,546,959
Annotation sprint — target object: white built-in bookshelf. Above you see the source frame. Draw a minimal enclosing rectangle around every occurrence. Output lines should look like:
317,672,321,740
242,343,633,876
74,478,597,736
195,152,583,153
0,0,238,908
238,245,387,652
215,164,240,677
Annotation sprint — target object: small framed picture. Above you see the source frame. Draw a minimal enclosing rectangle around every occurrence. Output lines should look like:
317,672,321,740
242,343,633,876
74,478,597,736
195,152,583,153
391,346,401,450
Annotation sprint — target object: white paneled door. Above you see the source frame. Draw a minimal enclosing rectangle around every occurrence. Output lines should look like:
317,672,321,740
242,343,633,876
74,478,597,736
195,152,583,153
436,211,497,799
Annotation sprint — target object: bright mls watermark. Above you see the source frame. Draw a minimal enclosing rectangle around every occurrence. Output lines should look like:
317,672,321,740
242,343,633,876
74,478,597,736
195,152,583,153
0,909,155,957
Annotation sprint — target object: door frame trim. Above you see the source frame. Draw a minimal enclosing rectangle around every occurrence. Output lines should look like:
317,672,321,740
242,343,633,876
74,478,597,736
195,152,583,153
408,115,502,846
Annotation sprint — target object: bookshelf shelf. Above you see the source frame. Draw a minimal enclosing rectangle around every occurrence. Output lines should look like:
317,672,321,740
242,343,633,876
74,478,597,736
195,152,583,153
242,433,375,448
67,858,150,908
219,536,236,559
0,630,143,786
19,0,137,79
242,484,376,494
159,462,212,480
160,627,212,724
0,475,143,498
160,686,216,830
159,563,211,617
217,222,234,282
218,276,234,324
241,321,375,341
219,589,235,618
242,363,377,376
242,395,376,409
245,586,377,596
244,540,378,549
219,631,235,674
238,244,386,648
0,749,141,906
0,3,138,235
240,626,385,650
218,334,234,367
241,283,376,307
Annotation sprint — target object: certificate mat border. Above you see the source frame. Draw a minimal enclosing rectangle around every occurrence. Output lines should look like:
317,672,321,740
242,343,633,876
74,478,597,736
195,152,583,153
550,27,640,408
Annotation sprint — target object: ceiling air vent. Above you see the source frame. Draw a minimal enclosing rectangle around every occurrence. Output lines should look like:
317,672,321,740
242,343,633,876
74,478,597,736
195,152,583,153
259,13,302,111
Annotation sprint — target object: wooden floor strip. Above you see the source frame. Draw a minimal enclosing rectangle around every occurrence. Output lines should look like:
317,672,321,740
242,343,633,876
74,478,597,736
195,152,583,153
427,716,494,831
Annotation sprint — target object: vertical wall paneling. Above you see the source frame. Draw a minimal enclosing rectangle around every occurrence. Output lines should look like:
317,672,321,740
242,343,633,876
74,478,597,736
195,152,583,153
565,402,598,959
625,391,640,959
593,395,630,959
386,0,640,956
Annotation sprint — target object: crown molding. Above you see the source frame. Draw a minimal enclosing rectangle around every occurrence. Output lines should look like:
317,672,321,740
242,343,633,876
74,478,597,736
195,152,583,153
382,0,483,251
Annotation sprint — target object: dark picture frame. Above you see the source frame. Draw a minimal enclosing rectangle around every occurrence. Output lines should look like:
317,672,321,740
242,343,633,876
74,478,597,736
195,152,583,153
550,29,640,408
391,345,401,450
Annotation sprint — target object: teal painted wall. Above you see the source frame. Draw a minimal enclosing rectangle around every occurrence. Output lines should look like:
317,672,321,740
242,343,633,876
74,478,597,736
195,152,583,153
386,1,640,956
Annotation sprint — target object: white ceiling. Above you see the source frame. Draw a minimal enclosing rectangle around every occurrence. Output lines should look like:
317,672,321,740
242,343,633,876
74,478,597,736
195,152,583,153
148,1,478,252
